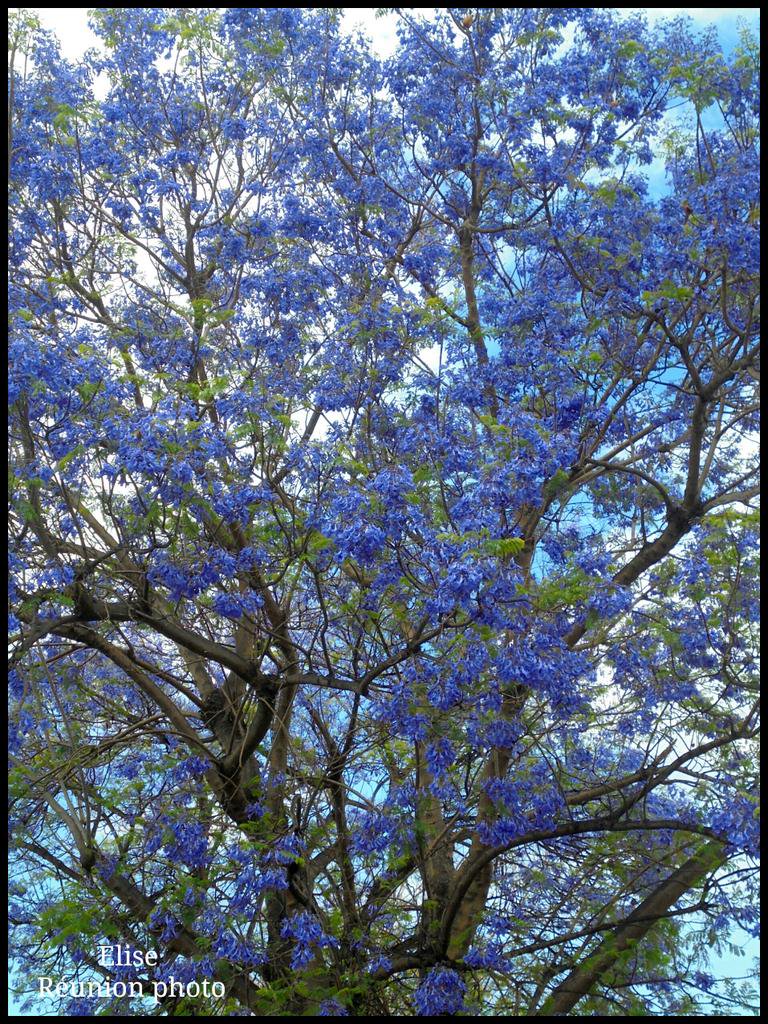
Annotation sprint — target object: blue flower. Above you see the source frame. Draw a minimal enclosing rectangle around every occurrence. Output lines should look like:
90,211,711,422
413,966,466,1015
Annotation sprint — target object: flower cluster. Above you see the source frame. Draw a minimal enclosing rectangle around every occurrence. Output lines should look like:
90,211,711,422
280,911,339,970
413,966,467,1016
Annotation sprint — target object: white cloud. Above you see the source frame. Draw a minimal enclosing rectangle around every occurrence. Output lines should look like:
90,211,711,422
341,8,400,58
23,8,99,59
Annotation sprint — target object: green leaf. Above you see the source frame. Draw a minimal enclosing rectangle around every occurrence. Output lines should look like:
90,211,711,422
484,537,526,558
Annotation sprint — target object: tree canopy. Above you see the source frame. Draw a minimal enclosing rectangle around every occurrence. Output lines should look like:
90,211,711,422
8,7,760,1017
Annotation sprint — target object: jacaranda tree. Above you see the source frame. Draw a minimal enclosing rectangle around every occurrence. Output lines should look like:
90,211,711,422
8,7,760,1016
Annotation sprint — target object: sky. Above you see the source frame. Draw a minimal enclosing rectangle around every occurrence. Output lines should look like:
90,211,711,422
12,7,763,63
8,5,760,1018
